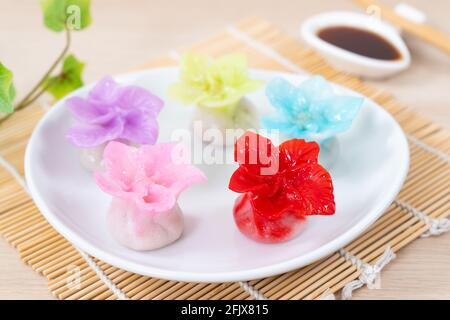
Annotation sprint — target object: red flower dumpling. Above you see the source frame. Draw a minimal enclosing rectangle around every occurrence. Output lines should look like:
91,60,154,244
229,131,335,243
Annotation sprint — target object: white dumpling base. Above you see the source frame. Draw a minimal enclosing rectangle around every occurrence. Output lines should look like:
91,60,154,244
79,143,106,172
192,97,258,146
79,140,139,172
107,198,183,251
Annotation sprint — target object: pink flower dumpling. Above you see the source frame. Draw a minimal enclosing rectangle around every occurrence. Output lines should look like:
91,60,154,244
95,141,207,251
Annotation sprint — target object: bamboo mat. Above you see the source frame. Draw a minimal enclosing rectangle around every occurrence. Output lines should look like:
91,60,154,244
1,17,449,300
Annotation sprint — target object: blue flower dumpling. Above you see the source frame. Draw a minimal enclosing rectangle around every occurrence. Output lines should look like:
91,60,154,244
262,76,364,143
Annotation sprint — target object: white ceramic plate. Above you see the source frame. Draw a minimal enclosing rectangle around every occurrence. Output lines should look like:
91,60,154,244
25,67,409,282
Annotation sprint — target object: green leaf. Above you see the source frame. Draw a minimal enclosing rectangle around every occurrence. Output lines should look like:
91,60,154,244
0,63,16,114
45,54,85,100
41,0,91,32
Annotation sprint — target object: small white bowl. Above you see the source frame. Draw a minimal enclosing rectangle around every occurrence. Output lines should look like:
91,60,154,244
301,11,411,79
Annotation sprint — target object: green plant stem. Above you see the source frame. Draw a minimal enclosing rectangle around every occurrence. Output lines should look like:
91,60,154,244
22,27,71,107
20,82,51,110
0,27,71,126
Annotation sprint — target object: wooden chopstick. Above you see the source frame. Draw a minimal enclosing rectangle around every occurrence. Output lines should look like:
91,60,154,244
354,0,450,54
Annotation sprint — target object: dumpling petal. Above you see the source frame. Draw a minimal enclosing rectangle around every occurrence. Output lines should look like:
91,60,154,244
66,117,123,148
88,76,122,107
279,139,319,171
138,143,206,198
66,97,100,121
154,164,207,198
322,96,363,124
238,79,264,94
136,183,177,213
228,166,279,197
265,77,298,114
169,53,261,112
94,173,136,200
246,163,334,219
138,143,182,177
118,86,164,116
94,142,141,199
180,53,211,87
120,110,159,145
286,164,335,217
234,131,280,176
262,76,362,144
66,96,116,125
101,141,140,188
212,54,262,94
299,75,334,101
167,83,207,105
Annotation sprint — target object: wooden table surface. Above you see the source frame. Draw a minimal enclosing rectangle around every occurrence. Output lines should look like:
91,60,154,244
1,0,449,299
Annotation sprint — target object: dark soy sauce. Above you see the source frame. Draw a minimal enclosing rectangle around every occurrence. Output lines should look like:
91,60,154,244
318,26,401,61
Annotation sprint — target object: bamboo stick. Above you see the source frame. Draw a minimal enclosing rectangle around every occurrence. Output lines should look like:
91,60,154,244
354,0,450,54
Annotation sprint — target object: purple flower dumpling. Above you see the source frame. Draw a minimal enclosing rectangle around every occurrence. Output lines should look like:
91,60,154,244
66,76,164,171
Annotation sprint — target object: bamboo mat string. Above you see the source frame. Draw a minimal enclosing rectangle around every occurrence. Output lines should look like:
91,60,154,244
0,153,29,192
76,249,129,300
238,281,267,300
339,246,396,300
407,135,450,164
394,200,450,237
226,26,304,73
